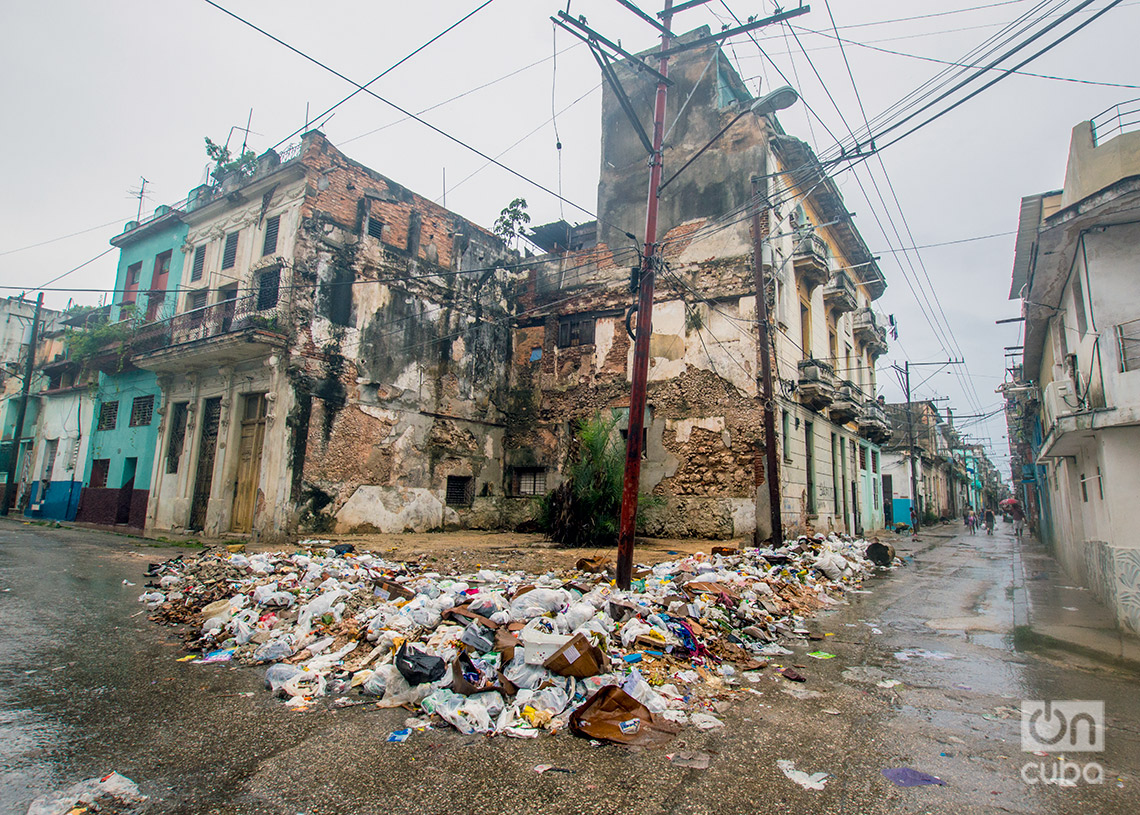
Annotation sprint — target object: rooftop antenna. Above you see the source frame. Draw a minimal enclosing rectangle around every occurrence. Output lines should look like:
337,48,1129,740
128,176,149,221
239,108,253,156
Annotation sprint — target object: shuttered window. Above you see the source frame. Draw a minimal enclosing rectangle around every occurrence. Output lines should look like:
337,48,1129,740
368,217,385,240
557,314,596,347
222,231,239,269
258,267,280,310
262,215,280,256
191,245,206,281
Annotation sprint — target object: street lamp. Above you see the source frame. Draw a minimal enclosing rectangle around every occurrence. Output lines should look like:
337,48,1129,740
659,85,800,193
616,78,800,588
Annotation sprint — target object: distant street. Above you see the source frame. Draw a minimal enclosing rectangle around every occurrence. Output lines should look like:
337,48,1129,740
1,519,1137,815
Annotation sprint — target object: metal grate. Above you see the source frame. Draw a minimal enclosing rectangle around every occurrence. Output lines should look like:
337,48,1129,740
368,217,385,240
129,395,154,427
1116,317,1140,372
514,468,547,496
446,475,474,507
97,401,118,431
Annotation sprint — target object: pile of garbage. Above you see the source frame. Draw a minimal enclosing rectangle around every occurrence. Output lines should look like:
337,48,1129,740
139,535,891,745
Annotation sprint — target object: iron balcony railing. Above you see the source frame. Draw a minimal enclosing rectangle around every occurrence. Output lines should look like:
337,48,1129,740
1091,98,1140,146
132,294,285,355
1116,316,1140,372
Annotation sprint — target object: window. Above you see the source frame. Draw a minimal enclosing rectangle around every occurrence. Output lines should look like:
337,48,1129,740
222,231,240,269
153,250,171,281
782,410,792,461
97,401,118,431
446,475,474,507
557,314,596,347
129,395,154,427
188,290,208,311
40,438,58,481
123,262,142,305
805,421,815,514
1081,473,1088,502
90,459,110,489
800,301,812,359
620,427,648,459
1097,466,1104,500
258,266,280,310
859,444,867,470
1073,273,1088,337
367,217,385,240
872,450,880,474
262,214,280,256
191,245,206,281
513,467,547,496
166,402,188,474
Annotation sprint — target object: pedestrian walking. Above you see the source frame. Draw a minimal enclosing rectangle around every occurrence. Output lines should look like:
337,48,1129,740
1010,504,1025,536
984,508,995,535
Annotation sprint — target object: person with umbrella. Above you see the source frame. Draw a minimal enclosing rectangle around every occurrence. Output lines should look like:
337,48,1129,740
1000,498,1025,536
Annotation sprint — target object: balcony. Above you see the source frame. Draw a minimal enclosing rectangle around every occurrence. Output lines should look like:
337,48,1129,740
822,271,857,314
852,308,889,357
796,358,836,411
829,380,861,424
131,294,287,373
792,233,830,291
857,399,892,445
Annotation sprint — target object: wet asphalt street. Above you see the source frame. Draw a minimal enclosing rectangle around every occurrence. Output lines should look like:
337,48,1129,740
1,518,1138,815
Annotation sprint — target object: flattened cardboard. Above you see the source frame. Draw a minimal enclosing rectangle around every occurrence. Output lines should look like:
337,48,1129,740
569,686,679,746
542,632,610,678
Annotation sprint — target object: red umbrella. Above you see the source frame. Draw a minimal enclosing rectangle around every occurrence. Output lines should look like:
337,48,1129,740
999,498,1021,509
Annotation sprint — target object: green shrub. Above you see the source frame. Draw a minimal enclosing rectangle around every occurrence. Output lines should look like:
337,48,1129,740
538,411,625,548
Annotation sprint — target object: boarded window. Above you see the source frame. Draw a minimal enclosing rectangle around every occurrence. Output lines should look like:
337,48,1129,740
191,245,206,281
222,231,240,269
258,267,280,310
90,458,110,489
262,215,280,256
513,467,547,496
166,402,188,474
129,395,154,427
557,314,596,347
446,475,473,507
97,401,118,431
368,217,385,240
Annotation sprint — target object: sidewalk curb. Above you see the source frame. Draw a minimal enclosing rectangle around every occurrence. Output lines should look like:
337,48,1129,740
1014,534,1140,674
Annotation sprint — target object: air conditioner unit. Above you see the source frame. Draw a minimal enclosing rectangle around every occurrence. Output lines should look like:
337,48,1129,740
1042,380,1074,428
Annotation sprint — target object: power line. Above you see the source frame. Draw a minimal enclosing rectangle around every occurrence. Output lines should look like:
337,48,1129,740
199,0,614,231
268,0,498,150
0,218,133,257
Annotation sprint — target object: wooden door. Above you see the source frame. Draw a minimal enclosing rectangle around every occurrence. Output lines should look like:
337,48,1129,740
189,398,221,531
230,394,267,533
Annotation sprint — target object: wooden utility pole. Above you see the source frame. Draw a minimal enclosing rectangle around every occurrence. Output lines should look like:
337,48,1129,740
751,168,783,547
2,293,43,516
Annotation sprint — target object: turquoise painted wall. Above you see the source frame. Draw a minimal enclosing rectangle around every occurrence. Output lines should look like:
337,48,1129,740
84,216,188,491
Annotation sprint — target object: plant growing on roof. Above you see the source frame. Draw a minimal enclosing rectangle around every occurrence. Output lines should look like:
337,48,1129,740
493,197,530,250
204,137,258,184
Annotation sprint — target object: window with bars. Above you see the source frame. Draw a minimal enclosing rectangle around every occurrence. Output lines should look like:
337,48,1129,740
262,215,280,256
258,267,280,310
97,401,118,431
558,314,596,347
859,444,867,470
129,395,154,427
166,402,188,474
90,459,110,489
445,475,474,507
222,231,240,269
191,245,206,281
512,467,547,496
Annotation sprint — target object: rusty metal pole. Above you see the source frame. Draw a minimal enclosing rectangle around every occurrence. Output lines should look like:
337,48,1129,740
751,168,783,547
616,0,674,590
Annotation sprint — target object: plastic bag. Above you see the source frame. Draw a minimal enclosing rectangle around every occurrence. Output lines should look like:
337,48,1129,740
508,588,567,621
622,668,668,713
281,668,327,698
395,643,446,686
421,688,493,734
265,663,304,693
254,637,295,663
503,653,553,690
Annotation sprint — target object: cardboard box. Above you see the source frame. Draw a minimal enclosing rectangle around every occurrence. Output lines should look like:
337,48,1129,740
543,632,610,678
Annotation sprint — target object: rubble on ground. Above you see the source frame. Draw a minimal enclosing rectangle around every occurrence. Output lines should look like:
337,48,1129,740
139,535,894,744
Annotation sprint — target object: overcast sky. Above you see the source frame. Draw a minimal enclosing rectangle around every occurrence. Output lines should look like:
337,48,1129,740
2,0,1136,477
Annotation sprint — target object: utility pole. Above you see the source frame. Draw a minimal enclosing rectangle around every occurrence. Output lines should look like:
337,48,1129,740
2,293,43,517
751,169,782,547
903,361,920,532
615,0,675,591
554,1,809,589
